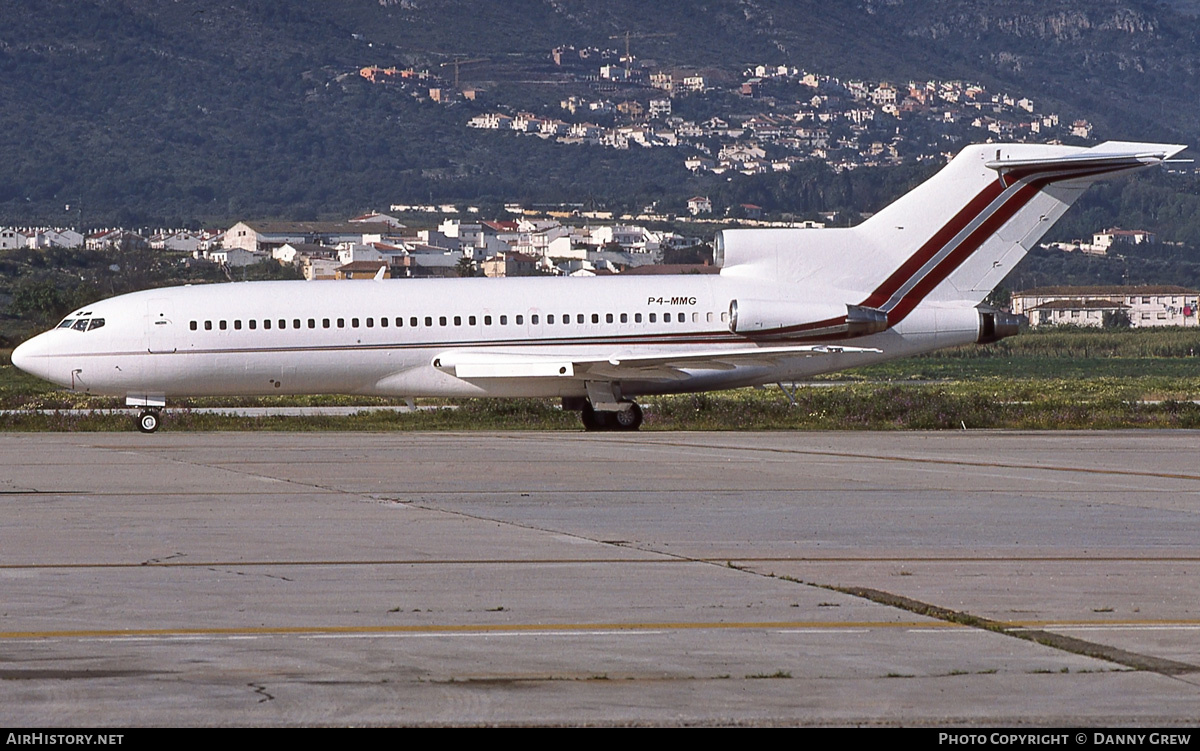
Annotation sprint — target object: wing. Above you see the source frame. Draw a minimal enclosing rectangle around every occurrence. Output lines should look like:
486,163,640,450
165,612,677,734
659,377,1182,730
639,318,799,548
432,344,881,382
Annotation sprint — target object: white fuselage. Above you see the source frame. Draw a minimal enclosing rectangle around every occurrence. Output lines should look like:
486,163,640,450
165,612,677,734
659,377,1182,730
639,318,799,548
11,274,972,402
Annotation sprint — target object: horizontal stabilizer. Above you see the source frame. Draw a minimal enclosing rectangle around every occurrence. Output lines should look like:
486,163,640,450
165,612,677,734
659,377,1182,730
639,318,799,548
986,142,1186,186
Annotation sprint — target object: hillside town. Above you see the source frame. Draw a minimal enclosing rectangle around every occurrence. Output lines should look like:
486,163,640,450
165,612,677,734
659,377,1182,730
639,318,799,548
440,46,1090,175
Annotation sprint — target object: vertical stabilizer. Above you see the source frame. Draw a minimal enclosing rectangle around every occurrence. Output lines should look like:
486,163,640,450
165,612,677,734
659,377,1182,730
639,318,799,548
715,140,1183,338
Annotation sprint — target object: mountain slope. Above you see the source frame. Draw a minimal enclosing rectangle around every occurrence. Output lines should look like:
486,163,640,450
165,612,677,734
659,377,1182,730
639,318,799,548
0,0,1197,226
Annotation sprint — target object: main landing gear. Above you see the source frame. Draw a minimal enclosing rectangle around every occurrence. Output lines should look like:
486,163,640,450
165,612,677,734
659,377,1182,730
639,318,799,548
137,408,162,433
579,401,643,432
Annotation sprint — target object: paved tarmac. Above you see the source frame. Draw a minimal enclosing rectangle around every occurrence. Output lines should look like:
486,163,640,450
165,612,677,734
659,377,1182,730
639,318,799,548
0,430,1198,726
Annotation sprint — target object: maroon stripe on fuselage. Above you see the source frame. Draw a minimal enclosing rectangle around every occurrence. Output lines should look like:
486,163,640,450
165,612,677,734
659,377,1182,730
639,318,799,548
860,180,1007,309
737,177,1007,337
742,160,1143,339
885,164,1137,325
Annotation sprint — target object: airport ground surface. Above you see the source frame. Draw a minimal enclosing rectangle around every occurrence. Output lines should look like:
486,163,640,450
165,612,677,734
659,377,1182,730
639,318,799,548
1,430,1198,726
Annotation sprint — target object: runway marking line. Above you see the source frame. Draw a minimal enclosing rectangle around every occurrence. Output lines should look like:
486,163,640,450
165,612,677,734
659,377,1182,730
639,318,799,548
6,618,1200,642
0,620,959,641
3,554,1198,570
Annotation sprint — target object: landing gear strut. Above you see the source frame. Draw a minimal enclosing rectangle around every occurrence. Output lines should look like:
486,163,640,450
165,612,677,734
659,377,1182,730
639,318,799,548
580,401,643,431
137,408,162,434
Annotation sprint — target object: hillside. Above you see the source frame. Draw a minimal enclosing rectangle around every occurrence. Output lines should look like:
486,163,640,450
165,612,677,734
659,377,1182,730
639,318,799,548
1,0,1198,227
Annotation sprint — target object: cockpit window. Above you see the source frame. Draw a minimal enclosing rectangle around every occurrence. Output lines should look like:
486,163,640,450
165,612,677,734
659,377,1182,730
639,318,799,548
60,317,105,332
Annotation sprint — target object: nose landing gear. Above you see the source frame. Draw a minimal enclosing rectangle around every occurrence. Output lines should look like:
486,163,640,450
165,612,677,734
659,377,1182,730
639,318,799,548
137,408,162,434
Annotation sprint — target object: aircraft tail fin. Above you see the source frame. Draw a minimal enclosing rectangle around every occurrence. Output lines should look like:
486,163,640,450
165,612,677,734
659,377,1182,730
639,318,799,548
718,141,1185,329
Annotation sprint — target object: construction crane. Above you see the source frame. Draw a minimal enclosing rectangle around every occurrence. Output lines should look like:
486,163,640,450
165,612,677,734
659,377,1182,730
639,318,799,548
439,57,487,88
608,31,675,70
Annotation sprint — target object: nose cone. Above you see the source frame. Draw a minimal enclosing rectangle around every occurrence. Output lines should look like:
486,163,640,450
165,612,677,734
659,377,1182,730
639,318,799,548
10,338,34,374
10,333,52,382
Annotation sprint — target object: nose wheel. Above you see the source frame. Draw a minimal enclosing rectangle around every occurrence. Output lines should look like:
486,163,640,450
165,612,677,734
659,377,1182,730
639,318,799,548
137,408,162,434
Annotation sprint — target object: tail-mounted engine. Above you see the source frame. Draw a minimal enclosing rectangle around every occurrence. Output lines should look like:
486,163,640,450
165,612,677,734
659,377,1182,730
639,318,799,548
976,307,1021,344
728,299,889,340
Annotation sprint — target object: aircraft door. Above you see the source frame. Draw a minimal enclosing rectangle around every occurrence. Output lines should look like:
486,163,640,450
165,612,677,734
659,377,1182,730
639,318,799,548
147,298,177,353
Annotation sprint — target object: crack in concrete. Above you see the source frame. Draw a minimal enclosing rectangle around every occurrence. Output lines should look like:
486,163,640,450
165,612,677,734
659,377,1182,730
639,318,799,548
249,682,274,703
832,585,1200,676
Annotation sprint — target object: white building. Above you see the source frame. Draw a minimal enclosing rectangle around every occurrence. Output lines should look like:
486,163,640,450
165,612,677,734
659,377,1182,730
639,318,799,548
150,230,204,253
0,227,27,249
207,247,266,267
28,228,83,249
1013,286,1199,328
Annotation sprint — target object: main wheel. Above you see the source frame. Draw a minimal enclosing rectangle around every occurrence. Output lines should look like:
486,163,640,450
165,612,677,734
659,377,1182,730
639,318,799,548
581,403,608,431
613,402,643,431
137,409,161,434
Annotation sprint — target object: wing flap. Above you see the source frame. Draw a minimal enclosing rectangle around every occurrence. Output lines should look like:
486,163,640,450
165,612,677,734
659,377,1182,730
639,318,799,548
434,344,881,382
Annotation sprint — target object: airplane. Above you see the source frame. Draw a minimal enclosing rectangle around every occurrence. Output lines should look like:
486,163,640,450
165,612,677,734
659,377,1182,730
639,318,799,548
10,140,1185,433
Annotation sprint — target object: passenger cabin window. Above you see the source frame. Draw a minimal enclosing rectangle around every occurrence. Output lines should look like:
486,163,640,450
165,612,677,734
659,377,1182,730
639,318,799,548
189,321,197,331
454,316,462,326
576,314,584,324
531,315,538,325
219,320,227,330
425,317,433,327
278,319,285,329
547,314,555,324
664,313,671,323
308,319,316,329
234,320,242,330
264,320,271,330
515,315,523,325
635,313,642,323
469,315,476,326
484,315,492,326
366,318,374,328
439,316,447,326
500,315,507,325
249,319,257,330
204,321,213,331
